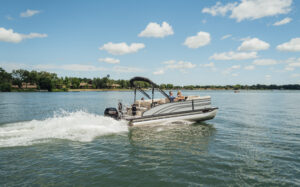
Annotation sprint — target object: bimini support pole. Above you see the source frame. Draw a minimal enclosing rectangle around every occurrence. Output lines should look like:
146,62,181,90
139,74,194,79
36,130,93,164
134,88,136,103
151,85,154,107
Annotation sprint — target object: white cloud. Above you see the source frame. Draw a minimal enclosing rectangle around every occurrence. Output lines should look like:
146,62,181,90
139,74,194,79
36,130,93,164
153,69,165,75
210,51,257,60
273,17,292,26
202,2,237,16
6,15,13,20
232,73,239,77
156,60,196,74
138,22,174,38
238,38,270,51
0,27,47,43
20,9,40,18
100,42,145,55
223,65,241,74
265,75,271,80
98,57,120,64
221,34,232,40
253,59,277,66
22,33,47,39
183,31,211,49
289,62,300,67
202,0,292,22
113,66,143,73
285,66,294,71
244,65,255,70
284,57,300,71
165,61,196,69
201,62,215,68
277,38,300,52
162,60,176,65
291,73,300,77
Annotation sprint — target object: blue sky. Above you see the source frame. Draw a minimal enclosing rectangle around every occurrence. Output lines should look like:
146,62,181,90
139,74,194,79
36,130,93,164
0,0,300,85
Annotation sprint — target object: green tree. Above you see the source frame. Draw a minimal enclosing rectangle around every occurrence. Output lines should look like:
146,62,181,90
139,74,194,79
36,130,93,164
0,67,12,92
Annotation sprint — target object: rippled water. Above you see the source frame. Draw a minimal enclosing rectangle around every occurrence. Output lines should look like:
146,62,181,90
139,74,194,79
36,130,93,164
0,91,299,186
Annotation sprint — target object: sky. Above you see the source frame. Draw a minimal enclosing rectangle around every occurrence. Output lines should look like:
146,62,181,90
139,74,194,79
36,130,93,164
0,0,300,86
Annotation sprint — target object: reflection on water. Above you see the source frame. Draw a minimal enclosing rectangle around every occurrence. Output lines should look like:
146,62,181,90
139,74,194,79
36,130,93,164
128,122,216,157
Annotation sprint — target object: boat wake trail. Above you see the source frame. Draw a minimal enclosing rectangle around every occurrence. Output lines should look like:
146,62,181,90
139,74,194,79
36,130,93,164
0,110,128,147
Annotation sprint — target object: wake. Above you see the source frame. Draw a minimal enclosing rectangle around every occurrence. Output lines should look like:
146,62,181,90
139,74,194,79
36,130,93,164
0,110,128,147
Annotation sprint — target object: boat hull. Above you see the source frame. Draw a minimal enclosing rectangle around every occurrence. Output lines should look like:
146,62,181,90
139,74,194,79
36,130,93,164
127,108,217,126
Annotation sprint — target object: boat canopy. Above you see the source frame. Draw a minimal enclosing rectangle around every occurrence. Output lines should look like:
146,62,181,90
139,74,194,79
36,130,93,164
129,76,170,103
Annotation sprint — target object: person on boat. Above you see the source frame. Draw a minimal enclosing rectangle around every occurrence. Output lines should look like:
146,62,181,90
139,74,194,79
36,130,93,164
175,90,185,101
169,91,175,102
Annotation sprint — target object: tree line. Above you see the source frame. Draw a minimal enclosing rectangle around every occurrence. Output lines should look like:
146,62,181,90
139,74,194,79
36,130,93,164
1,67,300,92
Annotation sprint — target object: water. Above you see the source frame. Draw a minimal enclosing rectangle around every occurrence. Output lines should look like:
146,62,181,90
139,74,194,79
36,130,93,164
0,91,299,186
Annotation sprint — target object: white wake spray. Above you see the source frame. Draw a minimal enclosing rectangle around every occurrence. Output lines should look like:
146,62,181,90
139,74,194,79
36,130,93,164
0,110,128,147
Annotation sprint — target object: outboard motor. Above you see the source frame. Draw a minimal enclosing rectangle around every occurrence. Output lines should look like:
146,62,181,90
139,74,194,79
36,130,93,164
132,104,137,116
104,107,119,120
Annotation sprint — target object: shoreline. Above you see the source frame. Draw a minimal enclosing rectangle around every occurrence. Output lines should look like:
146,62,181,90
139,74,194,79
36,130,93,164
4,88,300,92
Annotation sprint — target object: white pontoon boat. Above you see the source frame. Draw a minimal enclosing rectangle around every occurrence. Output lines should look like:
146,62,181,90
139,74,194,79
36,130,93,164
104,77,218,126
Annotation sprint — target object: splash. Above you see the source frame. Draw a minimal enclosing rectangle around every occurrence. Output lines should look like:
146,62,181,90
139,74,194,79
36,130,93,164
0,111,128,147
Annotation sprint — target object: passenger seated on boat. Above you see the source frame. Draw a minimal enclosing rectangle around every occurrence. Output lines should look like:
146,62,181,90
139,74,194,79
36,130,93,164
168,91,175,102
174,90,185,102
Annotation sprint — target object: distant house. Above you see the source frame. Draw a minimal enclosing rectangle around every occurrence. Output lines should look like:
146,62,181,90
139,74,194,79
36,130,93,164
111,83,120,88
21,83,37,89
79,82,93,89
11,85,19,89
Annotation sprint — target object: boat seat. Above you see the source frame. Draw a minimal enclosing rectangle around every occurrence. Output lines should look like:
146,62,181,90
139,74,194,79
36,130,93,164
186,95,211,100
135,98,166,108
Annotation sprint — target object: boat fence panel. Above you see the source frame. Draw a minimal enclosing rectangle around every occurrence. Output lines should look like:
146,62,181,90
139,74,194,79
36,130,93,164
143,98,212,116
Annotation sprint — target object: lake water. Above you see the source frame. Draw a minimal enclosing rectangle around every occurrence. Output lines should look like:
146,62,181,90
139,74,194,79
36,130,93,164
0,91,299,186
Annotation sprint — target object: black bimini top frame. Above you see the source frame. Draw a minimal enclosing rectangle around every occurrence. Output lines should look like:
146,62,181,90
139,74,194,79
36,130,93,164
129,76,170,104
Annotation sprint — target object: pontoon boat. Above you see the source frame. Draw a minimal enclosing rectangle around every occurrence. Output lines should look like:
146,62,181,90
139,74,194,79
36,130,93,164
104,77,218,126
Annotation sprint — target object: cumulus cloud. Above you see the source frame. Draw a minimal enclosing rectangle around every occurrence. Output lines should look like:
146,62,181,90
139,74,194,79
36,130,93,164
20,9,40,18
265,75,271,80
244,65,255,70
0,27,47,43
273,17,292,26
200,62,217,71
202,2,237,16
162,60,176,65
138,22,174,38
221,34,232,40
98,57,120,64
283,57,300,71
165,61,196,69
153,69,165,75
253,59,277,66
238,38,270,51
113,66,143,73
99,42,145,55
210,51,257,60
155,60,196,74
202,0,292,22
277,38,300,52
223,65,241,74
183,31,211,48
6,15,13,20
201,62,215,68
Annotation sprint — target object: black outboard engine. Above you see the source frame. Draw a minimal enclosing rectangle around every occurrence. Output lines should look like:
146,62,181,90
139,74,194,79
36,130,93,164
104,107,119,120
132,104,137,116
